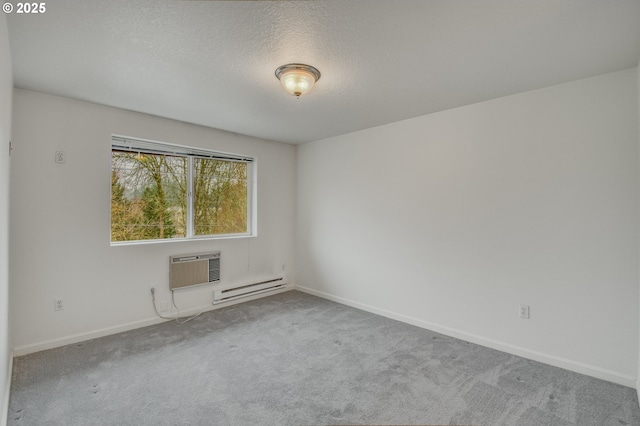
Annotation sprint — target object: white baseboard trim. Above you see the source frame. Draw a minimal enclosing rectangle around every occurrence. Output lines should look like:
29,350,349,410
295,285,636,388
12,286,292,357
2,350,13,426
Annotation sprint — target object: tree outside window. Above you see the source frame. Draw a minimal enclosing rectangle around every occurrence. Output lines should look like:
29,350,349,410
110,141,251,243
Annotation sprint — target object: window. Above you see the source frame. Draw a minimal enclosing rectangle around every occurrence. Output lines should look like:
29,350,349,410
110,136,255,243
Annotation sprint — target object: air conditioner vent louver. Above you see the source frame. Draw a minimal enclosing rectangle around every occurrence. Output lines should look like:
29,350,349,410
209,258,220,282
170,251,220,290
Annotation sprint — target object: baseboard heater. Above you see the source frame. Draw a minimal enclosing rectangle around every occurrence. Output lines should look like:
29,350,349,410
213,277,286,304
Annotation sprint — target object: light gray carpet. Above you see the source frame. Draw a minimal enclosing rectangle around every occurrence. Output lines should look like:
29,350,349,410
8,290,640,425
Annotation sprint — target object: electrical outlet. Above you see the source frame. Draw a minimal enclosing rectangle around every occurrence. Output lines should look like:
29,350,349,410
160,301,169,312
55,151,66,164
519,304,530,319
54,298,64,311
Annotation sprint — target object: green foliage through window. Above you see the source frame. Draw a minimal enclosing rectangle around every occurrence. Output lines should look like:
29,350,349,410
110,139,252,243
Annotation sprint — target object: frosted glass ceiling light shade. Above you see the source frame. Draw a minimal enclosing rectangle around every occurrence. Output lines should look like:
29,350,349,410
275,63,321,98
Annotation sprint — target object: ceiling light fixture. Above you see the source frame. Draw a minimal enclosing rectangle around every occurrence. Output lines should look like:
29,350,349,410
275,63,321,98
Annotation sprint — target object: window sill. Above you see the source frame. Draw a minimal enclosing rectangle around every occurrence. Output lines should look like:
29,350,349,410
110,233,256,247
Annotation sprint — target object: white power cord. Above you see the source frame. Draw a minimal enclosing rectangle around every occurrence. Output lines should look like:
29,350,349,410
150,287,202,324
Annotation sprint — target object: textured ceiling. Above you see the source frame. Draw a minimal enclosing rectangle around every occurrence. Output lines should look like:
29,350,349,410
7,0,640,144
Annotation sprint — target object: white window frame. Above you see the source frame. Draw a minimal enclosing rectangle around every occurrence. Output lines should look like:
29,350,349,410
111,135,257,245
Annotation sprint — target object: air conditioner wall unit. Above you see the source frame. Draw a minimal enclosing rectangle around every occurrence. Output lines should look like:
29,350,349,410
169,251,220,290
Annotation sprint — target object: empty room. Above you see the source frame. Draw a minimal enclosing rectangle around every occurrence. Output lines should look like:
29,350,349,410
1,1,640,425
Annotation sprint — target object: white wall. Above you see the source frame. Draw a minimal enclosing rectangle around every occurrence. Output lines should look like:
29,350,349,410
297,69,639,387
637,62,640,393
0,13,12,426
9,90,296,354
